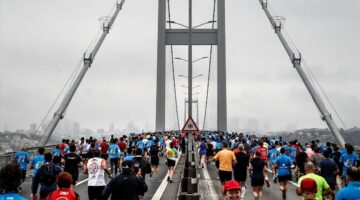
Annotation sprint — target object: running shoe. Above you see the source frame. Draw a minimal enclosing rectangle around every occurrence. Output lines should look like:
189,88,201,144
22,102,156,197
265,179,270,188
273,175,277,183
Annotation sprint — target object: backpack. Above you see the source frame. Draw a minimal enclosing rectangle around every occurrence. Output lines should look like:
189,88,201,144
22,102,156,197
41,163,56,185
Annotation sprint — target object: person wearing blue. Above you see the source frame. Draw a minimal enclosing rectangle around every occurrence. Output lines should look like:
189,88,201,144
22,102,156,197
0,163,27,200
14,146,30,185
198,137,207,168
51,145,61,157
273,148,293,200
336,166,360,200
30,147,45,181
136,139,145,154
124,148,135,161
31,152,62,200
108,139,120,176
268,145,280,183
339,144,359,186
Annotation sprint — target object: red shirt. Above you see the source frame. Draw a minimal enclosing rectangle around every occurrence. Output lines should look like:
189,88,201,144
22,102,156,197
100,142,109,155
46,188,79,200
256,146,268,162
59,143,67,153
118,141,127,152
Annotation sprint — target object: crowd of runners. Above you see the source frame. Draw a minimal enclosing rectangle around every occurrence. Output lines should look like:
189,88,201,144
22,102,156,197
0,131,359,200
194,132,360,200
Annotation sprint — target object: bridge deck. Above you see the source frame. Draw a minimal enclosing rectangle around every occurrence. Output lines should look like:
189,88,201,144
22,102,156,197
18,151,302,200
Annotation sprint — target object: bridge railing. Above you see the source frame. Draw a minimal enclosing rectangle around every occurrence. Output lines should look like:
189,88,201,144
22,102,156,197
0,145,56,168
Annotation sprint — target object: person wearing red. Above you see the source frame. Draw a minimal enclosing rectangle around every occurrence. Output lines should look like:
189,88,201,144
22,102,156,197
117,137,127,155
46,172,80,200
59,139,67,155
256,140,270,188
100,138,109,160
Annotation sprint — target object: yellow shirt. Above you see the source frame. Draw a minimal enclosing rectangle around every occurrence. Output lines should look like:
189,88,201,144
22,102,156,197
166,148,176,160
213,149,236,172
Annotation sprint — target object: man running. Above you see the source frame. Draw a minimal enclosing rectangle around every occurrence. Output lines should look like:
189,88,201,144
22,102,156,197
211,142,237,194
255,140,270,187
108,139,120,176
273,148,293,200
233,144,250,200
84,149,112,200
14,146,30,190
64,145,82,188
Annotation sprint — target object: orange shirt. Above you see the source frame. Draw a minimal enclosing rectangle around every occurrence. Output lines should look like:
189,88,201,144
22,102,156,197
213,149,236,172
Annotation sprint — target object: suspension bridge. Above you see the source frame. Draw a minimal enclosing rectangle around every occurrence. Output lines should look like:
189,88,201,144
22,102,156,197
1,0,359,199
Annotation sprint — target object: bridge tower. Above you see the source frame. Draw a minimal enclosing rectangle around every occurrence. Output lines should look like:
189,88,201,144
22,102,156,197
156,0,227,132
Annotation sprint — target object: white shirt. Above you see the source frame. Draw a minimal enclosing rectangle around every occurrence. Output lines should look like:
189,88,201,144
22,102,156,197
87,157,106,186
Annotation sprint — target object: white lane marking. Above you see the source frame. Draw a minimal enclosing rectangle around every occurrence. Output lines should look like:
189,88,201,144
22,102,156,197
202,164,218,200
75,178,89,186
266,169,298,187
151,156,180,200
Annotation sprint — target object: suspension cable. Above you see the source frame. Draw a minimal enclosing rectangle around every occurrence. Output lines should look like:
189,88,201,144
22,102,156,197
202,0,217,130
167,0,180,131
34,58,83,135
302,59,348,129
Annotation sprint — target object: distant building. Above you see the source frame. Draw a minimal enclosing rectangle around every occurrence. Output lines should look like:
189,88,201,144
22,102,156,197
30,123,37,134
109,123,114,134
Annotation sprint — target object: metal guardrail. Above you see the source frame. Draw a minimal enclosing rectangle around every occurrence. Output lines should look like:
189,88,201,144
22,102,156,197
0,145,56,168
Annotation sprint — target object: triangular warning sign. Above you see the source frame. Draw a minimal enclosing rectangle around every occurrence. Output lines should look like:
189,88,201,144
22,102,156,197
182,116,199,132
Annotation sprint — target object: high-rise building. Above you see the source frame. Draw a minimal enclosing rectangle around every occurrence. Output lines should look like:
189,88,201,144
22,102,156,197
30,123,37,134
109,123,114,134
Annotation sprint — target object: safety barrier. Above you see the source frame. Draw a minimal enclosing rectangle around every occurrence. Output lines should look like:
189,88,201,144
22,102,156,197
0,145,56,168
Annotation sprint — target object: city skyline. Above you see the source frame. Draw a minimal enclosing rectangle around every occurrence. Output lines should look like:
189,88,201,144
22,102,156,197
1,0,359,133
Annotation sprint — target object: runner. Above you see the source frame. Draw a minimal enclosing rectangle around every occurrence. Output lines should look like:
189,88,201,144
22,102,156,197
45,172,80,200
320,150,339,200
0,163,27,200
255,140,270,187
297,162,331,200
268,144,280,183
273,148,293,200
198,137,207,168
165,142,177,183
335,166,360,200
211,142,237,194
339,144,359,187
233,144,250,200
108,139,120,176
150,140,160,178
64,145,82,188
13,146,30,190
101,160,148,200
249,151,265,200
31,152,62,200
100,138,109,161
84,149,112,200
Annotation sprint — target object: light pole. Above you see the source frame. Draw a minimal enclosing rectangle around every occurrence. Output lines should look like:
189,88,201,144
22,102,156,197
167,16,215,119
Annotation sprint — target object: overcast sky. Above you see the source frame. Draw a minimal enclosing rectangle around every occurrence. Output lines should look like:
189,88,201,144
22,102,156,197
0,0,359,133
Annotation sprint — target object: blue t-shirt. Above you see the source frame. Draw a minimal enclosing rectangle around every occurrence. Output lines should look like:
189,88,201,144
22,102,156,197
31,155,45,176
275,155,292,176
146,140,154,150
108,144,119,159
124,154,134,161
339,153,359,175
199,142,207,155
14,151,30,170
0,193,27,200
335,182,360,200
137,141,145,150
268,149,280,164
64,145,70,154
52,148,61,157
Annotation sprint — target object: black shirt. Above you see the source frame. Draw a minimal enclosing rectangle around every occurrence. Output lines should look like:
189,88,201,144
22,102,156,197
64,153,81,173
235,151,250,172
101,173,148,200
251,157,265,178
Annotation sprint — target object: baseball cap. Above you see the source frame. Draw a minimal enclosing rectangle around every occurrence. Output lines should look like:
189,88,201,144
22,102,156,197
301,178,317,194
224,180,241,192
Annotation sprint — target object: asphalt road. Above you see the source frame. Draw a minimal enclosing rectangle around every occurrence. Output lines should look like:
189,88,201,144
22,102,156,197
18,152,303,200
